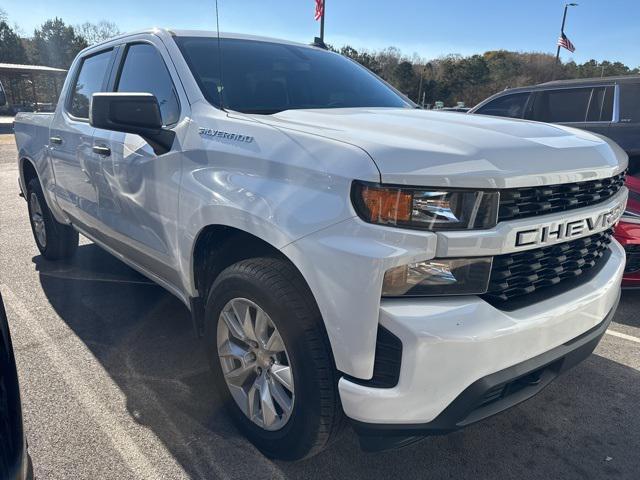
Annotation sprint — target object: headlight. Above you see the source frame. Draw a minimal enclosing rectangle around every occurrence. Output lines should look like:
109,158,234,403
351,181,499,230
382,257,493,296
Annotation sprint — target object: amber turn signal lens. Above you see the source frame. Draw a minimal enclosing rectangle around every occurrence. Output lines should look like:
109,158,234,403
351,181,500,231
359,185,412,224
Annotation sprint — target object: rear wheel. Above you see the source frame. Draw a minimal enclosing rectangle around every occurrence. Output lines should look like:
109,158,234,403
204,257,344,460
26,177,78,260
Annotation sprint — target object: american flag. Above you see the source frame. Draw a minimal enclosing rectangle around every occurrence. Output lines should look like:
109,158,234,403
315,0,324,21
557,32,576,53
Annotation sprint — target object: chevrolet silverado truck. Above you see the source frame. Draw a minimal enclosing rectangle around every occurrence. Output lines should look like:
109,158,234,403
14,29,628,460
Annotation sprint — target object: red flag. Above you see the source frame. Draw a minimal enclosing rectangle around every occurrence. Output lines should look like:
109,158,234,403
315,0,324,21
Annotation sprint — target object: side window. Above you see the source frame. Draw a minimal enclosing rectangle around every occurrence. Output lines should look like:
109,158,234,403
116,43,180,125
475,92,530,119
532,87,592,123
619,84,640,123
586,87,614,122
69,50,113,119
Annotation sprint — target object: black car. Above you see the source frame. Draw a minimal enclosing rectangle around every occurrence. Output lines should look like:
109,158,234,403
0,292,32,480
470,75,640,173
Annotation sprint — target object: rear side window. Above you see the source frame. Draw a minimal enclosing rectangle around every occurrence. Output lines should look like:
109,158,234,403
475,92,530,118
532,87,591,123
69,50,113,119
116,43,180,125
619,84,640,123
586,87,614,122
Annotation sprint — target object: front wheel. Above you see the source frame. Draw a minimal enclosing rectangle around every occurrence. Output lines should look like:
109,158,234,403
204,257,344,460
26,177,78,260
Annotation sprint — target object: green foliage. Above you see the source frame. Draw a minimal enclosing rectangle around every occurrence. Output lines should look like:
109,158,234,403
31,18,88,69
0,20,28,63
337,45,640,107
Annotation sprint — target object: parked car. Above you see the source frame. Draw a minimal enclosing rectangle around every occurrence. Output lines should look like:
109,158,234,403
437,106,470,113
614,175,640,287
0,292,33,480
14,30,627,459
470,75,640,286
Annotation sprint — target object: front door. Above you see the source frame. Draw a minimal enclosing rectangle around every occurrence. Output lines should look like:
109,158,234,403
92,41,184,286
528,87,593,131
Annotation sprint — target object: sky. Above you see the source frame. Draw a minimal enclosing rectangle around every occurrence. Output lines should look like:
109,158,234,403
2,0,639,67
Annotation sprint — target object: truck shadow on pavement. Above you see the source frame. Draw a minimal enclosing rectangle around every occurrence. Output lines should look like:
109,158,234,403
33,244,640,480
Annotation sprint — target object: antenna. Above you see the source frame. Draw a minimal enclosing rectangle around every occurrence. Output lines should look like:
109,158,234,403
215,0,226,111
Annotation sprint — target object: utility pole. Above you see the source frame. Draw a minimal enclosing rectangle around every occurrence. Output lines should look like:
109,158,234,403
417,66,425,107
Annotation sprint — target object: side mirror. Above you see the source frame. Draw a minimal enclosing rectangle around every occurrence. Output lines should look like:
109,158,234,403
0,82,7,107
90,92,175,155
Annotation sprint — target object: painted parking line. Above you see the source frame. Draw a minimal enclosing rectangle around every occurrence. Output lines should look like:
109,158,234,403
606,329,640,344
0,283,189,480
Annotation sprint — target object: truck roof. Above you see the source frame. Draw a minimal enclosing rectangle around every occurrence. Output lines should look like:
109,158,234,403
537,74,640,87
86,27,317,52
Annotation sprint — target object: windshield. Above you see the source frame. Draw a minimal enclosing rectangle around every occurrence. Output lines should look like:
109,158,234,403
174,36,411,114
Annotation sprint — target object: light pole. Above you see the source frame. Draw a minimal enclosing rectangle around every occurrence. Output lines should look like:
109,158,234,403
555,3,578,62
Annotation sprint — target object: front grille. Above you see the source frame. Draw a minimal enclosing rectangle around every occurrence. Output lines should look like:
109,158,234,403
625,244,640,273
499,172,626,222
484,229,614,303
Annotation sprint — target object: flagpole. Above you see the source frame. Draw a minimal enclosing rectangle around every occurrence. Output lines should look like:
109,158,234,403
320,0,325,45
555,3,577,62
555,5,568,62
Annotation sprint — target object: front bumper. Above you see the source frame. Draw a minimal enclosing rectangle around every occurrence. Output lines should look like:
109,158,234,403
339,240,624,448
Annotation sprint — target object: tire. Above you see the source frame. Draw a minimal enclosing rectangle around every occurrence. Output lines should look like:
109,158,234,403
203,257,344,460
26,177,78,260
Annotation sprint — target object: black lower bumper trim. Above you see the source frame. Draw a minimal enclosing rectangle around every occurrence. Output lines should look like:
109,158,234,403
351,291,620,452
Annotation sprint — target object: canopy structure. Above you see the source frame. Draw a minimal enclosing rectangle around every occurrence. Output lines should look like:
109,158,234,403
0,63,67,114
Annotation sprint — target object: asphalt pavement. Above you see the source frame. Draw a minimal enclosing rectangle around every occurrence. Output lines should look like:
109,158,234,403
1,134,639,479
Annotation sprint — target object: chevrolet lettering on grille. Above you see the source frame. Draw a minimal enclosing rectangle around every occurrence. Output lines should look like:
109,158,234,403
515,201,625,248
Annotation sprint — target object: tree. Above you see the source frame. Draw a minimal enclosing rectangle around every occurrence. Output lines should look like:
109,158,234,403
0,20,28,63
75,21,120,45
31,18,87,68
393,61,418,100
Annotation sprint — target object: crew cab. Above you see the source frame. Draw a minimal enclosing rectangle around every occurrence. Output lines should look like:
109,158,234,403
14,29,628,459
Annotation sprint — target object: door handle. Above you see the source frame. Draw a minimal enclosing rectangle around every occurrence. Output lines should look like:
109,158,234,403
49,136,63,145
92,145,111,156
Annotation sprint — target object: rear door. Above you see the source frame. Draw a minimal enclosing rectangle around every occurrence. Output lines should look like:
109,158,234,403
49,48,115,230
91,38,185,287
528,86,593,130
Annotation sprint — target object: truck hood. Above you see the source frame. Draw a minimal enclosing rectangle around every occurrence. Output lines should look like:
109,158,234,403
253,108,626,188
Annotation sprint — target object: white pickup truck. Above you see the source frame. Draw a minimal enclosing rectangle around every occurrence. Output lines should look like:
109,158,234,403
14,29,628,460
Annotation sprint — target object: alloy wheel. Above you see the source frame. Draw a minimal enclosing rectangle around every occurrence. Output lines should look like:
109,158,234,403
217,298,295,431
30,192,47,248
